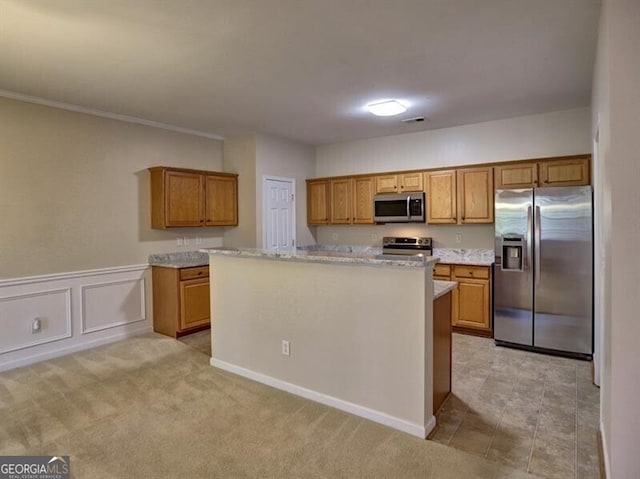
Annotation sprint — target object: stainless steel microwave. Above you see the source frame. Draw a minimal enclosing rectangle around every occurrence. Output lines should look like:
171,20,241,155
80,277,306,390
373,192,426,223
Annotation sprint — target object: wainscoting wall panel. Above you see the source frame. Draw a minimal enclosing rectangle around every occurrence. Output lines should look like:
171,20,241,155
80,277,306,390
0,265,152,372
0,288,72,354
81,278,146,334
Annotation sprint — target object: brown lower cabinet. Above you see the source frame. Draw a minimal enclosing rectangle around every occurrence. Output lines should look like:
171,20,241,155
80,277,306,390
152,265,211,337
434,263,493,337
433,291,452,414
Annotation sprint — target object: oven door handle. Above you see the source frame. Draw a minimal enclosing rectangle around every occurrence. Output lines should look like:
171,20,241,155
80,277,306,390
406,196,411,221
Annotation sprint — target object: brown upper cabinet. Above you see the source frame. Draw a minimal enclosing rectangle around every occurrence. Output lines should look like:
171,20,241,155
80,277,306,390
494,156,590,189
425,166,494,224
539,158,590,187
307,179,330,225
375,172,424,194
425,170,457,224
330,178,352,224
307,177,375,225
149,167,238,229
494,163,538,189
457,167,494,224
352,177,375,224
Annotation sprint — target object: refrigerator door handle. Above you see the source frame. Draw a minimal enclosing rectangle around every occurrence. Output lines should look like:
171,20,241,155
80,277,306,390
535,205,541,286
527,205,533,273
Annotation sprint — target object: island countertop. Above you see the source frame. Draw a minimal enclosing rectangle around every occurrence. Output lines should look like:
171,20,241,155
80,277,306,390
434,280,457,299
148,251,209,268
151,246,493,268
201,247,440,269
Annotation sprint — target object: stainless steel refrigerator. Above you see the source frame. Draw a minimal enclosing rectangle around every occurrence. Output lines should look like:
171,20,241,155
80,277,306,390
494,186,593,359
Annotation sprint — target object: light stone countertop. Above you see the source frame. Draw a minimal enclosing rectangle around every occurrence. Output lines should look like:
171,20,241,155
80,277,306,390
148,251,209,268
432,248,494,266
434,280,457,299
201,247,440,269
150,246,494,269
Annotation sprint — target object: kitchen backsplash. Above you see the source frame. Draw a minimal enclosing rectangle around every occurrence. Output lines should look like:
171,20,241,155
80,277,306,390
313,224,494,249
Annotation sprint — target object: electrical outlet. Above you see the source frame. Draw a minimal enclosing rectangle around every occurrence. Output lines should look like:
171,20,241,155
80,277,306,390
195,236,203,245
183,236,190,246
455,233,463,244
332,233,338,241
32,318,41,334
371,233,378,242
281,340,290,356
177,237,184,247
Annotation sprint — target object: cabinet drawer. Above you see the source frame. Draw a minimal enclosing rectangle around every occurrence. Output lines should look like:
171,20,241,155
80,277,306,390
179,266,209,280
434,264,451,278
452,265,489,280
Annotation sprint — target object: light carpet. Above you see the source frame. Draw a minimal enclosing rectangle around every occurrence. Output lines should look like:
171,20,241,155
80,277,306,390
0,333,543,478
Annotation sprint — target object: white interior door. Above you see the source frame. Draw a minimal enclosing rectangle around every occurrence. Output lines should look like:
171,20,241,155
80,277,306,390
263,177,295,252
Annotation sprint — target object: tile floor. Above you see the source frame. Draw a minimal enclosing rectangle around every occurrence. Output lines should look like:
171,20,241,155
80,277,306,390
431,333,601,479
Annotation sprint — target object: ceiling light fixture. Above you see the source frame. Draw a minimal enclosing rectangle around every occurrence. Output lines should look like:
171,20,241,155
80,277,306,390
366,99,407,117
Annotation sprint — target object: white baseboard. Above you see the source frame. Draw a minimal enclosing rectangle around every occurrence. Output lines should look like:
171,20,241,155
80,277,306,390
0,264,152,371
211,357,434,439
0,324,151,372
600,420,610,478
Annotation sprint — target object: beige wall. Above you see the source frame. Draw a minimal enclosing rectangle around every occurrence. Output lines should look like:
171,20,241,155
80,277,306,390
316,108,591,177
313,109,591,249
224,133,316,248
317,224,494,250
222,135,257,248
254,134,316,247
593,0,640,476
209,254,433,433
591,0,611,453
0,97,224,279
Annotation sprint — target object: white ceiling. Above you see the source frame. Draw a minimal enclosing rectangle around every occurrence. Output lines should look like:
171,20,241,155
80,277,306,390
0,0,601,145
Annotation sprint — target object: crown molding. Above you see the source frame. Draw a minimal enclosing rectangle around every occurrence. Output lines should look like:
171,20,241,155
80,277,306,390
0,89,225,140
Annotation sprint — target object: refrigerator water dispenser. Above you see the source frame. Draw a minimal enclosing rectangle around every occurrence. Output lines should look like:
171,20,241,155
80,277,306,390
501,236,524,271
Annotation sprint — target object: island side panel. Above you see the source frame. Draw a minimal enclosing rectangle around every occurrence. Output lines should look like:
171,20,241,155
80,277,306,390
209,254,431,433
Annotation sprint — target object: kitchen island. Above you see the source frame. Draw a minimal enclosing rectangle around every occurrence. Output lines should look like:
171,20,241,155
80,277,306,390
202,247,440,438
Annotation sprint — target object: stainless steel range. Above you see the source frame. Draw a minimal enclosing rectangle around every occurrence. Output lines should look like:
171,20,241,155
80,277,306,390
382,236,432,256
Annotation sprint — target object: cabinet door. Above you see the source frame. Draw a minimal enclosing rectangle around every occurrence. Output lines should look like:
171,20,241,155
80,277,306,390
399,172,424,192
307,180,330,224
205,175,238,226
164,170,204,227
425,170,457,224
539,158,590,186
494,163,538,188
352,177,374,224
375,175,398,193
180,278,211,331
452,279,490,331
457,167,494,224
330,178,352,224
